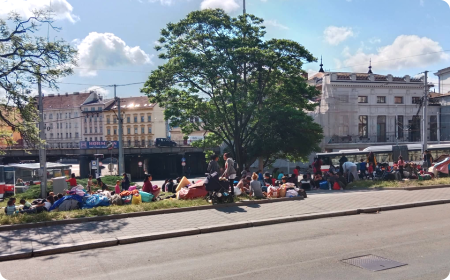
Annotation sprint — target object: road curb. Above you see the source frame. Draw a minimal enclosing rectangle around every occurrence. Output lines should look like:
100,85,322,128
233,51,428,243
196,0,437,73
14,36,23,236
1,198,449,261
0,196,304,232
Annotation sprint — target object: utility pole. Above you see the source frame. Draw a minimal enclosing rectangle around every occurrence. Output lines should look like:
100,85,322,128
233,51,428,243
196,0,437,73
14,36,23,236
243,0,246,15
37,69,47,199
437,112,441,144
114,85,125,175
422,71,429,153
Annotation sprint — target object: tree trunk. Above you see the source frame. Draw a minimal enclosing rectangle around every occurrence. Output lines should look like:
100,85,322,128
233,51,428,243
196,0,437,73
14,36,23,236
258,157,264,172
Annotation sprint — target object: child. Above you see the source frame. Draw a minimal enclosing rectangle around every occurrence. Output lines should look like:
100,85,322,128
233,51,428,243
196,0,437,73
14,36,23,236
4,200,16,216
115,180,121,194
368,162,374,179
20,199,32,210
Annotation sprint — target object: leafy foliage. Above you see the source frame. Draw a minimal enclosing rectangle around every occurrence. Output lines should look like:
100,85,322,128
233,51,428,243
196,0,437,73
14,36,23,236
142,9,322,169
0,10,77,146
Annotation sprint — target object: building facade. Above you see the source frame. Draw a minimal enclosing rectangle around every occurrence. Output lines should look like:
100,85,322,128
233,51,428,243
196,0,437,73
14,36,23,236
42,92,88,149
309,70,441,151
80,93,113,142
103,97,166,147
435,67,450,95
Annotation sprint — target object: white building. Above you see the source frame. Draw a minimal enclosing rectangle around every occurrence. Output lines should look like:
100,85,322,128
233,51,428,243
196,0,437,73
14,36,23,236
309,64,440,152
435,67,450,95
80,92,114,142
42,92,88,149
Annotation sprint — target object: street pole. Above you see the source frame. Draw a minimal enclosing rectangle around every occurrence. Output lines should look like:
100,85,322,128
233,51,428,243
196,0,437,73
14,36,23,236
115,85,125,175
243,0,246,14
37,69,47,199
422,71,428,153
395,116,398,146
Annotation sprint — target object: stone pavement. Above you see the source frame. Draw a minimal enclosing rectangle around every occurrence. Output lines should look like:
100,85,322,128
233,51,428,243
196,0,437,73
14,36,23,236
2,188,450,260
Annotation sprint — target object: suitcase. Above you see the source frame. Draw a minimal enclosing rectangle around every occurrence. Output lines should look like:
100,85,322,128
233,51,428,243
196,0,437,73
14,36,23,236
319,181,328,190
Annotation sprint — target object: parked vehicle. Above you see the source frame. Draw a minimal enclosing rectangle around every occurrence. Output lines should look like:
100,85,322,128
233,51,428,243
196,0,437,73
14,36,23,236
154,138,177,147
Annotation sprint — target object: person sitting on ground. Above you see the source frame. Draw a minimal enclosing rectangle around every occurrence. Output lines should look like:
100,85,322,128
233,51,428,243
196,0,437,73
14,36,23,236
166,179,175,193
313,173,323,189
329,164,337,174
53,195,58,202
4,200,16,216
249,173,265,199
277,171,285,181
257,170,265,185
236,176,250,193
87,175,93,194
115,180,121,194
264,173,272,186
24,196,54,214
9,197,16,206
57,193,63,200
143,174,160,198
161,179,169,192
20,199,31,210
300,175,311,191
66,173,77,187
281,176,288,185
97,178,108,191
122,173,130,191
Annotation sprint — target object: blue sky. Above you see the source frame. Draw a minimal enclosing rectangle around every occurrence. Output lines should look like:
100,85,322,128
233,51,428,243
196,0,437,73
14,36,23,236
2,0,450,97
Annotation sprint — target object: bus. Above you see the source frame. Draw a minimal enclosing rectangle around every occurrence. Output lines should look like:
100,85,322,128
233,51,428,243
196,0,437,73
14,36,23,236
316,143,450,171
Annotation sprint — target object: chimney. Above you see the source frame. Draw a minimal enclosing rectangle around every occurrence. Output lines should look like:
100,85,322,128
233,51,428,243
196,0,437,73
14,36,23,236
404,75,410,83
351,73,356,81
65,92,68,96
387,74,393,82
48,94,55,97
73,92,80,95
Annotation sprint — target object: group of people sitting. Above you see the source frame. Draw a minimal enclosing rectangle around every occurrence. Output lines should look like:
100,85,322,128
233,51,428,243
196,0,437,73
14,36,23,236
4,193,63,215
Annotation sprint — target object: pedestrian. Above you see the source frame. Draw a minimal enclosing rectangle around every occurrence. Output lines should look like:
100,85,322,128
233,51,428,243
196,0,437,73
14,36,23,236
222,153,237,196
423,150,433,171
207,154,220,174
342,161,358,183
339,154,348,175
293,166,300,187
367,152,377,168
398,156,405,179
313,158,323,175
358,159,367,179
66,173,77,187
121,173,130,191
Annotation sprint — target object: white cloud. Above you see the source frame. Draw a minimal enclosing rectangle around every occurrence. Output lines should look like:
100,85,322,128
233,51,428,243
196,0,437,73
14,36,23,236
264,20,289,30
200,0,240,13
323,26,354,45
87,86,109,97
0,0,78,23
368,37,381,44
76,32,152,76
148,0,174,5
338,35,449,72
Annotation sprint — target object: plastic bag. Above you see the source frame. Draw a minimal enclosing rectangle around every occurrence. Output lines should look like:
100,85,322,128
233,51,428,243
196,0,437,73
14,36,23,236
132,194,142,205
268,186,279,198
234,186,242,196
139,191,154,202
333,182,341,190
122,195,132,205
128,186,137,191
286,189,298,197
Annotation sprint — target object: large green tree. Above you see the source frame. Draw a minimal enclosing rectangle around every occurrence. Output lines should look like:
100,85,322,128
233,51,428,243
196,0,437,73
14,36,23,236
142,9,323,169
0,10,77,146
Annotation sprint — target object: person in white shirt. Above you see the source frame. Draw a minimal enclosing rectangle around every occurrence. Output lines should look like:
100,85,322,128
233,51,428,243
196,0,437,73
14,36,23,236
342,161,358,183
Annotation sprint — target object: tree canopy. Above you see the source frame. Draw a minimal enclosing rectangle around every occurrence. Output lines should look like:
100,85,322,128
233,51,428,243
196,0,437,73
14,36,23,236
142,9,323,169
0,10,77,146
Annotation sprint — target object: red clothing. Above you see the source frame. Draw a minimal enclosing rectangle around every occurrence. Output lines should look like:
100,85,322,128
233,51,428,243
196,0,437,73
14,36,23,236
368,165,374,173
293,169,299,176
142,180,152,193
66,178,77,187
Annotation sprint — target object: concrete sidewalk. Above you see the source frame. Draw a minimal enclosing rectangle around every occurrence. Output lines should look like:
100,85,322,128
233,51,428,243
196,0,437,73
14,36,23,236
2,188,450,261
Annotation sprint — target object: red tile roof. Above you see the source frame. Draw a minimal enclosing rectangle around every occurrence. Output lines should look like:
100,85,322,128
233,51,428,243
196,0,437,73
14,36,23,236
42,92,90,110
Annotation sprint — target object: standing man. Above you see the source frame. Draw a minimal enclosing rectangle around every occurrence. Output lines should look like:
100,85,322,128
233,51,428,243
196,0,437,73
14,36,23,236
423,150,433,172
342,161,358,183
222,153,237,196
339,153,348,175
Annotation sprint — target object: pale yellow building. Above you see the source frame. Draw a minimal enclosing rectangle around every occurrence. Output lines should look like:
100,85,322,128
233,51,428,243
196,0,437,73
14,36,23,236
103,96,167,147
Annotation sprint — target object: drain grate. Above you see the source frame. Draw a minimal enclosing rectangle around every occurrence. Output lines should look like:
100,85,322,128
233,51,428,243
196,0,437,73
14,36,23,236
341,254,407,271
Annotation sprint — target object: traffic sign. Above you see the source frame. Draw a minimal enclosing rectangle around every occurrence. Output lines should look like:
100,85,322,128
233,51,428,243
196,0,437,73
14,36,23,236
181,157,186,162
91,160,98,170
182,162,186,166
138,161,143,167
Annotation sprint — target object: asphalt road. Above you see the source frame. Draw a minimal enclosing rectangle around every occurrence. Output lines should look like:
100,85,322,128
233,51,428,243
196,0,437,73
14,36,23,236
1,205,450,280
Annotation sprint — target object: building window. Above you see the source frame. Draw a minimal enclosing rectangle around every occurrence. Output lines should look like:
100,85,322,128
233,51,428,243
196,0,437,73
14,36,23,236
98,107,102,111
358,96,368,103
66,133,68,138
84,117,87,123
69,123,71,128
134,127,138,134
377,116,386,142
148,115,151,122
69,133,72,138
412,97,421,104
113,118,117,124
100,137,103,141
85,138,87,141
148,127,152,134
50,133,53,139
75,123,78,128
95,137,97,141
91,107,95,111
95,127,97,133
100,127,103,133
377,96,386,103
141,116,144,122
44,114,46,120
57,123,59,129
128,140,131,146
107,129,111,135
141,127,145,134
84,108,88,112
127,116,130,123
57,133,59,138
394,96,403,104
114,129,117,135
65,113,68,119
107,118,110,124
75,112,78,117
75,132,79,138
85,127,87,133
127,127,131,134
141,140,145,147
90,137,92,141
49,114,53,119
397,116,404,139
134,116,138,123
69,112,71,118
339,95,349,103
358,116,368,137
90,127,92,133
